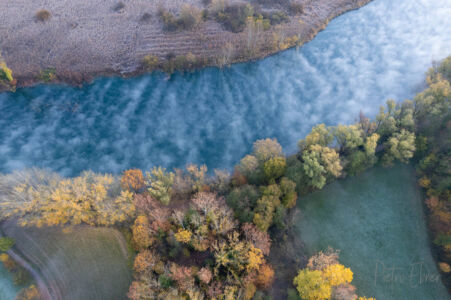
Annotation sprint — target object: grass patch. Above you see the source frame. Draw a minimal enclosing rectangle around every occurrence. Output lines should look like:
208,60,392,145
2,222,132,300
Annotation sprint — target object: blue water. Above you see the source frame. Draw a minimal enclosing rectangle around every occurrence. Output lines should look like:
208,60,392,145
0,0,450,177
0,264,20,300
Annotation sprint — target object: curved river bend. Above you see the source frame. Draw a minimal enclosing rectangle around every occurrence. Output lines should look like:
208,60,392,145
0,0,450,176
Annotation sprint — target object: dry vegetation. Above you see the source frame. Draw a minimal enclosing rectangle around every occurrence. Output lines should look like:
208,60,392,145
0,0,372,89
35,9,51,22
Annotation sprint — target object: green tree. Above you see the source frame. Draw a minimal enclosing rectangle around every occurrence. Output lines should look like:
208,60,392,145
381,129,416,166
0,237,14,252
333,125,363,153
279,177,297,208
299,124,333,150
302,145,342,189
146,167,175,205
263,156,286,180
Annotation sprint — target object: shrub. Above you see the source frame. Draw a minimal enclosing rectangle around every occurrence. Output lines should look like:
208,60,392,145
289,1,304,15
158,5,203,32
142,55,159,70
262,11,289,25
0,237,14,252
35,10,51,22
113,2,125,12
141,13,152,22
38,68,56,82
215,4,255,32
0,62,13,82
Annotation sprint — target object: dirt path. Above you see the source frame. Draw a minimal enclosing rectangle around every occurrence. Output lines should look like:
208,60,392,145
0,0,371,90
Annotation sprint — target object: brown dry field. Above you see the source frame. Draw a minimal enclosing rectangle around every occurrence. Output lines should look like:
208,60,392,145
0,0,371,88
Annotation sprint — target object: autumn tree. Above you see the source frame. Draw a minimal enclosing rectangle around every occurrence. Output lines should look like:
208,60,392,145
242,222,271,255
293,269,331,300
132,215,154,250
256,263,275,289
121,169,145,192
0,170,135,226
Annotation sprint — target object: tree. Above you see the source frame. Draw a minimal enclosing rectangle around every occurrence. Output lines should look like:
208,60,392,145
302,145,342,189
226,185,259,223
322,264,353,286
0,170,135,226
133,250,160,274
121,169,145,192
174,229,192,244
192,192,219,215
132,215,154,250
333,125,363,153
299,124,333,150
381,129,415,166
263,156,286,180
146,167,174,205
0,61,13,82
242,222,271,255
293,269,331,300
253,138,283,162
256,263,275,289
307,247,339,271
186,164,208,193
0,237,14,252
198,267,213,284
247,245,264,271
280,177,297,208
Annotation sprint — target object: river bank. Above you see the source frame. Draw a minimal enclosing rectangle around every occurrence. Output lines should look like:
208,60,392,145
0,0,371,92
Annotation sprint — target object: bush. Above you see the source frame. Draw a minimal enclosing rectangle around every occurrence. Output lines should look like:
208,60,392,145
142,55,159,70
289,1,304,15
38,68,56,82
140,13,152,22
35,10,51,22
0,62,13,82
159,5,203,32
0,237,14,252
113,2,125,12
215,4,255,32
262,11,289,25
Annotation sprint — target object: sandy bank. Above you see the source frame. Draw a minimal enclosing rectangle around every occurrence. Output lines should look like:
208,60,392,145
0,0,371,91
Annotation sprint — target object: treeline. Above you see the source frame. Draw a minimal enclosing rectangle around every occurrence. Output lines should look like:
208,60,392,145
413,56,451,282
0,57,449,298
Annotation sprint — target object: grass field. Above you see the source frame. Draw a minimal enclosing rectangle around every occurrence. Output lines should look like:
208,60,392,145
296,165,450,299
1,222,132,300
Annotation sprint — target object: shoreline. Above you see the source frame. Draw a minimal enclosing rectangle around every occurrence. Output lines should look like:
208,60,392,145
0,0,372,92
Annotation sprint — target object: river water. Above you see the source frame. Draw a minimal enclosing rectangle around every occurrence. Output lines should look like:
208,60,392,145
0,0,450,176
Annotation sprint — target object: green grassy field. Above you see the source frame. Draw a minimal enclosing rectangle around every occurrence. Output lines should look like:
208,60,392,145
1,223,132,300
296,164,450,299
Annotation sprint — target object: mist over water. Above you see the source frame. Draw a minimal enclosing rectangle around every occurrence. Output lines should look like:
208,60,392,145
1,0,450,176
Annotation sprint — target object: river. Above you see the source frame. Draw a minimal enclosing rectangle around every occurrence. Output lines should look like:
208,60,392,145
0,0,450,176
